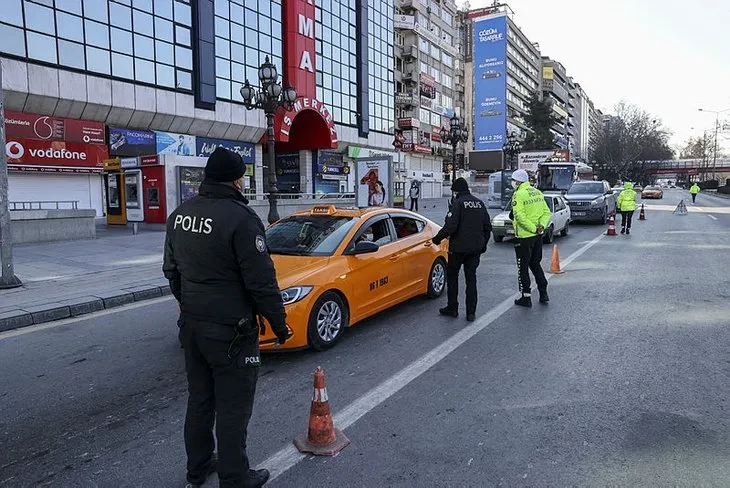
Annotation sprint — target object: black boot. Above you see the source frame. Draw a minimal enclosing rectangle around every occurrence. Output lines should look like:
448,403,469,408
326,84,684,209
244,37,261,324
244,469,271,488
539,290,549,304
514,296,532,308
620,228,625,234
466,314,476,322
439,306,459,318
626,228,630,235
185,454,217,487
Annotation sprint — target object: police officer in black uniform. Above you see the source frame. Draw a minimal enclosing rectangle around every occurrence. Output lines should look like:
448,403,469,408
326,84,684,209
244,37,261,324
163,147,289,488
432,177,492,322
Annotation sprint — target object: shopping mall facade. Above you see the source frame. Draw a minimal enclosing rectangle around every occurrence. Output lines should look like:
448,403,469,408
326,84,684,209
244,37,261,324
1,0,401,223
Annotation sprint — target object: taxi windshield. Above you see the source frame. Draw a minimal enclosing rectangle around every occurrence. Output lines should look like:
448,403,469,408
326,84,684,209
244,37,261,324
266,215,357,256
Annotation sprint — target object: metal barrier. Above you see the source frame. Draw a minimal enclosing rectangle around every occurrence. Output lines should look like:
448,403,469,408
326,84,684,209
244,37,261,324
244,192,355,201
9,200,80,210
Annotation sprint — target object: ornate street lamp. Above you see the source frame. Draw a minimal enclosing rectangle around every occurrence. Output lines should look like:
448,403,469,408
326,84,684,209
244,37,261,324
240,56,297,224
502,131,521,171
439,114,468,182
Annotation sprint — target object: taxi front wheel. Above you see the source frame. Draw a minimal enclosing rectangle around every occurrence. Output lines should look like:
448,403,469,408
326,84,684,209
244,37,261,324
308,291,349,351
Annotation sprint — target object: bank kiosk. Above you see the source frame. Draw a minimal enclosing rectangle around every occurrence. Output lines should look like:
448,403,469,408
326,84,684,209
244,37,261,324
103,156,167,225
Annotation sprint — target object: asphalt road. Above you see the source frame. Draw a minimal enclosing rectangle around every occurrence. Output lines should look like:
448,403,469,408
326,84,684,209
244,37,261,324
1,189,728,487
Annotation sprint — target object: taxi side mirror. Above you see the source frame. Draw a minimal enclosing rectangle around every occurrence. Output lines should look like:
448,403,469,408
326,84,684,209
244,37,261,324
346,240,379,255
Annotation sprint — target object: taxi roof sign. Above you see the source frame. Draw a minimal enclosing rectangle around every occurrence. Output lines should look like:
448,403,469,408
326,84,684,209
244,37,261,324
311,205,337,215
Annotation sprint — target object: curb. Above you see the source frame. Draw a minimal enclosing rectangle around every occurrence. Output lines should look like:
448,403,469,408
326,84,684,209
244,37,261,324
0,285,172,333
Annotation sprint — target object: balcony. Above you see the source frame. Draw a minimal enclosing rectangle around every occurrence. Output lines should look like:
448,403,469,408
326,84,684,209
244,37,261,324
402,71,417,84
400,0,418,10
401,45,418,59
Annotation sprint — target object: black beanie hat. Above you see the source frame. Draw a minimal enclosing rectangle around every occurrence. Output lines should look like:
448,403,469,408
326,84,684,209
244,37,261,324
451,177,469,192
204,147,245,183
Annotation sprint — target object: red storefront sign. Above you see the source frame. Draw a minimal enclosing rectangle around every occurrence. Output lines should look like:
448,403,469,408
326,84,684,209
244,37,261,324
140,155,160,166
5,138,109,168
4,110,105,144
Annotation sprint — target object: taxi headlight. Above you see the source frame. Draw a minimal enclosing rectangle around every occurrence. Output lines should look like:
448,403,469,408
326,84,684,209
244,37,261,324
281,286,313,305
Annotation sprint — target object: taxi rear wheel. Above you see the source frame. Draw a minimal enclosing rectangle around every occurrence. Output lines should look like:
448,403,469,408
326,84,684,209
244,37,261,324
427,258,447,298
308,291,348,351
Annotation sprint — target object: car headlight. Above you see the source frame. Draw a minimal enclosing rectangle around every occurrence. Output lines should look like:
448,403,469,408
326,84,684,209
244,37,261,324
590,199,601,206
281,286,313,305
493,219,505,227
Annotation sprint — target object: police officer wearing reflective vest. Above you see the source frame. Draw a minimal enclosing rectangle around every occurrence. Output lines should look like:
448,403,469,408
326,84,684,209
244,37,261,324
432,177,492,322
163,147,289,488
509,169,552,307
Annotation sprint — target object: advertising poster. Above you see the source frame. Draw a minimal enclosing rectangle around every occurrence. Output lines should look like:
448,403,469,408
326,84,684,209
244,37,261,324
196,137,255,179
473,15,508,151
276,153,301,193
156,131,196,156
178,166,205,203
314,151,344,195
109,128,156,157
355,157,392,208
4,110,105,144
5,138,109,168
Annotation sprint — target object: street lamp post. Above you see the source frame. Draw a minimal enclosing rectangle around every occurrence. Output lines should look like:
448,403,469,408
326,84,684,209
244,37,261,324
439,114,469,182
240,56,297,224
698,107,730,181
502,132,521,171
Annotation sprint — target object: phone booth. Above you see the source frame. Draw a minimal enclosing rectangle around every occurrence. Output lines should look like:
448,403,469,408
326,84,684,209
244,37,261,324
124,168,145,222
103,159,127,225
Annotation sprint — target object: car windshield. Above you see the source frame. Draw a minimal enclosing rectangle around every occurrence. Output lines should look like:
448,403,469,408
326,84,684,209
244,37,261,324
568,182,604,194
646,186,660,190
544,196,554,211
266,215,358,256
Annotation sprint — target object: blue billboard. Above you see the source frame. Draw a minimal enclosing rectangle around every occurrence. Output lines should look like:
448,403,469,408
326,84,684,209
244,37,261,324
473,15,507,151
195,137,255,164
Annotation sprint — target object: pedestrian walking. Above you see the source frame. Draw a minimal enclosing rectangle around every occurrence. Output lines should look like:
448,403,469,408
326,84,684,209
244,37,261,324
163,147,289,488
432,177,492,322
616,181,638,234
690,182,700,203
509,169,552,308
409,180,420,212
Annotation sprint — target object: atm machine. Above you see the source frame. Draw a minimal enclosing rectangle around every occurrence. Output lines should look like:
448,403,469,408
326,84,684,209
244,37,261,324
104,159,127,225
124,169,145,222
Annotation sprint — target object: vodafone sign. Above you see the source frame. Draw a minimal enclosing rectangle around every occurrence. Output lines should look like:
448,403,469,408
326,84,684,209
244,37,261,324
5,138,109,168
4,110,105,144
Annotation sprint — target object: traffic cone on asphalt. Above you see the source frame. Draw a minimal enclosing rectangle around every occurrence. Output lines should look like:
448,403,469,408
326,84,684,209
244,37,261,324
294,367,350,456
549,244,564,274
639,204,646,221
606,213,617,236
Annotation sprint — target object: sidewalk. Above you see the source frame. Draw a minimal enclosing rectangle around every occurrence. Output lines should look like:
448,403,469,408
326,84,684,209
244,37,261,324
0,199,452,332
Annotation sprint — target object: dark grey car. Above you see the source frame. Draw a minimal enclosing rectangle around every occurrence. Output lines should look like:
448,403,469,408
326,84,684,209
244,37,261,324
564,180,616,224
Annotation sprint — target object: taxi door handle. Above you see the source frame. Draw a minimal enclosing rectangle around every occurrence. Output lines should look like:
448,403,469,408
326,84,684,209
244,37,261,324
389,254,400,261
424,241,432,247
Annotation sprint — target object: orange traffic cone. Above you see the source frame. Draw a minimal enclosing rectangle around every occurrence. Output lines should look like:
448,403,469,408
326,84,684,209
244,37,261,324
294,367,350,456
549,244,564,274
606,213,617,236
639,204,646,221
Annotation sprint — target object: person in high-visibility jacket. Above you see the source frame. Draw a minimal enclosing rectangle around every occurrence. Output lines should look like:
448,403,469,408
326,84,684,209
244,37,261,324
616,182,638,234
690,183,700,203
509,169,552,307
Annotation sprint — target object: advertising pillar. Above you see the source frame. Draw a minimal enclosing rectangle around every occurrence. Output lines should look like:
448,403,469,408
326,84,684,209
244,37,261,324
473,15,508,153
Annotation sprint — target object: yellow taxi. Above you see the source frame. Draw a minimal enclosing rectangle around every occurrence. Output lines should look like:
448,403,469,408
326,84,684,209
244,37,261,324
259,205,448,351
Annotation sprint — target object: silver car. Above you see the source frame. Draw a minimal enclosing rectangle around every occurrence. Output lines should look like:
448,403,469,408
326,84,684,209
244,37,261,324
491,195,571,244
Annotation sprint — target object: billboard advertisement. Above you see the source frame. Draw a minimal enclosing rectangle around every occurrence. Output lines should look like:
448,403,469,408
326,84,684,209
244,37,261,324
109,128,156,157
156,131,196,156
473,15,507,151
4,110,105,144
195,137,255,163
355,157,393,208
5,138,109,168
276,153,301,193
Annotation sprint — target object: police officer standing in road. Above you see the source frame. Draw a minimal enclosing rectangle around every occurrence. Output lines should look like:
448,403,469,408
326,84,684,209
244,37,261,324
163,147,289,488
432,177,492,322
509,169,552,307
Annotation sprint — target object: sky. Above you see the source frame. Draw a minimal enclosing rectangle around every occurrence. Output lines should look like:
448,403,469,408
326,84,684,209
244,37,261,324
462,0,730,154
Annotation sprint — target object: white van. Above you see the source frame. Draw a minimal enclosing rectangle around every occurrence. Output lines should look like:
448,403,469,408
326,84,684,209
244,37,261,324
487,171,503,209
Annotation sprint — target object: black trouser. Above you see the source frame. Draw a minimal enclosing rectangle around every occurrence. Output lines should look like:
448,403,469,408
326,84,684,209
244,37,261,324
514,236,547,296
446,252,481,315
410,197,419,211
620,211,634,230
692,193,697,203
181,317,259,488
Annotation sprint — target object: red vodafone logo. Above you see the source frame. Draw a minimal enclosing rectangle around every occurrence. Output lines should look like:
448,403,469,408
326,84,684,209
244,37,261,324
6,141,25,159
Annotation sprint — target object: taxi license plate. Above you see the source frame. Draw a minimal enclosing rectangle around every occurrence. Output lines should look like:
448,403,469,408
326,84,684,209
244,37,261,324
574,211,586,216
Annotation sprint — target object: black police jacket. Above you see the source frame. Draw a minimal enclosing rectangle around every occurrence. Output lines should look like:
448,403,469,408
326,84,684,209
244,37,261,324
433,191,492,254
162,182,287,333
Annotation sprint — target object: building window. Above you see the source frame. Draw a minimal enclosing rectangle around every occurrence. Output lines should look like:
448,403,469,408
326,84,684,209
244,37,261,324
0,0,194,92
368,0,395,134
214,0,283,103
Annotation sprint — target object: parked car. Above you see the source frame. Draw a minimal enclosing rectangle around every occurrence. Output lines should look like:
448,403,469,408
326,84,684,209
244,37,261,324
563,180,617,224
491,194,571,244
641,186,664,199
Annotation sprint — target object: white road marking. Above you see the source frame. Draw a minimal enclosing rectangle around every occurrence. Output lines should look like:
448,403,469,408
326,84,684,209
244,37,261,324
258,232,607,482
0,296,174,341
709,215,718,221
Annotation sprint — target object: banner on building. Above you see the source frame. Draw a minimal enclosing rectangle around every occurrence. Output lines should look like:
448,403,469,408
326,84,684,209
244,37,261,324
355,157,393,208
5,137,109,168
4,110,105,144
276,153,301,193
195,137,256,163
473,15,508,151
394,14,416,30
156,131,196,156
109,128,156,157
